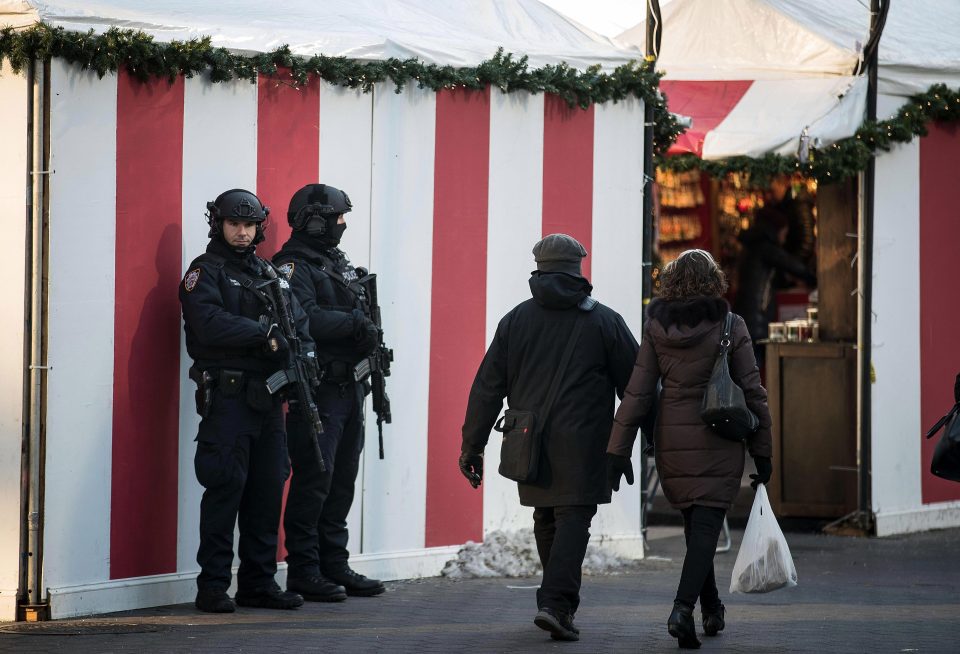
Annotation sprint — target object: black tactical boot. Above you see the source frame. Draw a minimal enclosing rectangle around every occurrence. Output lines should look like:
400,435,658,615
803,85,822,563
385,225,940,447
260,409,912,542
322,567,386,597
195,588,236,613
702,603,725,637
287,574,348,602
534,607,579,642
234,584,304,610
667,601,701,649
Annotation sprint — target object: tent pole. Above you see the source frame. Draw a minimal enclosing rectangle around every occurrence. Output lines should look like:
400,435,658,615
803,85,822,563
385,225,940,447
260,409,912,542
855,0,884,534
18,58,50,622
640,0,661,554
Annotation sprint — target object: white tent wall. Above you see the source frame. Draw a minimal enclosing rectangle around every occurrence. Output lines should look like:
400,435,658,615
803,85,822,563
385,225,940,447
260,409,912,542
589,96,646,550
870,93,960,536
363,84,435,560
43,61,118,613
870,93,924,536
176,71,259,578
0,62,28,621
29,58,647,617
483,90,547,535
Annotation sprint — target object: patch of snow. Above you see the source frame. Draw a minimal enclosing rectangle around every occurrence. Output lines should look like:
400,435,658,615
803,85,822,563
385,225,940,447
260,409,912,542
441,529,639,579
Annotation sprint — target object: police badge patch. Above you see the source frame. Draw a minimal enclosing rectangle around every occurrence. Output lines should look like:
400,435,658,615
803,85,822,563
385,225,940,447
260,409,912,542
278,262,295,279
183,268,200,292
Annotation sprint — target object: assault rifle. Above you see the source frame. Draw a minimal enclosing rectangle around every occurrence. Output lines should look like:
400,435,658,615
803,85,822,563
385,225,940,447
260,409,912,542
353,270,393,459
260,264,326,472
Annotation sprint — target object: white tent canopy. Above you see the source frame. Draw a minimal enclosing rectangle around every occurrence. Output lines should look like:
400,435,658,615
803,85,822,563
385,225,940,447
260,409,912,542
618,0,960,160
619,0,860,81
616,0,871,160
771,0,960,97
0,0,642,70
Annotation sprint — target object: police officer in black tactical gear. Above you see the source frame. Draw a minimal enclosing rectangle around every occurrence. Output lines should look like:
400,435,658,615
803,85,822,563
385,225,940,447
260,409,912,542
275,183,386,600
180,188,316,613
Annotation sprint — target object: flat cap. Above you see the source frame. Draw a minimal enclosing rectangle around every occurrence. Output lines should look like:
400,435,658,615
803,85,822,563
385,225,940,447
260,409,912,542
532,233,587,275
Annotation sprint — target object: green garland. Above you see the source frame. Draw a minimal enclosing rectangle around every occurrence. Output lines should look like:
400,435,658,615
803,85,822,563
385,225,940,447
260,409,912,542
657,83,960,184
5,23,957,183
0,23,682,156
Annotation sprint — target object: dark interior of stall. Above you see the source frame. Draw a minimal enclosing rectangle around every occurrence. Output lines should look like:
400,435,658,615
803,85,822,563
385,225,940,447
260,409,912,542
647,168,860,529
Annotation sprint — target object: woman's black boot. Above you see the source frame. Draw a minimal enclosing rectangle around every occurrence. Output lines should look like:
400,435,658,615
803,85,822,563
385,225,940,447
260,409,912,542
702,603,725,636
667,601,701,649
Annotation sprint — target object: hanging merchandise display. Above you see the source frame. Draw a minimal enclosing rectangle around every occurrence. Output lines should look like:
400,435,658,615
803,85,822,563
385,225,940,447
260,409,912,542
654,168,709,267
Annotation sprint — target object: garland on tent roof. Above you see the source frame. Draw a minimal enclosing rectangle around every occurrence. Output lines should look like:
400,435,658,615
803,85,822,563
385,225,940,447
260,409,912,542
0,23,684,156
656,83,960,184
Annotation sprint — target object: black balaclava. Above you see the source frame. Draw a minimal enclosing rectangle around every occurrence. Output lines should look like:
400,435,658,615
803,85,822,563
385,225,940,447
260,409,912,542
306,214,347,247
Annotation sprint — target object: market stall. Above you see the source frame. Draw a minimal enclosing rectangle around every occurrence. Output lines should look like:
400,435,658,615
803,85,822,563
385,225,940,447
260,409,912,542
621,0,960,531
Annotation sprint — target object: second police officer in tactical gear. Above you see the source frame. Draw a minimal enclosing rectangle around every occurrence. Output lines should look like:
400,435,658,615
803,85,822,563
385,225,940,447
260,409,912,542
180,189,317,613
275,183,386,600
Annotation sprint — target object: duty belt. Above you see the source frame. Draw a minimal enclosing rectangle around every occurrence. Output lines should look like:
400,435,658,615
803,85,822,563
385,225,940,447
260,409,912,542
323,360,367,384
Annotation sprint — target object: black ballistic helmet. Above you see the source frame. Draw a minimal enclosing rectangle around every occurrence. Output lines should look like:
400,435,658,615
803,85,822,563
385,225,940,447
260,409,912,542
206,189,270,244
287,183,352,235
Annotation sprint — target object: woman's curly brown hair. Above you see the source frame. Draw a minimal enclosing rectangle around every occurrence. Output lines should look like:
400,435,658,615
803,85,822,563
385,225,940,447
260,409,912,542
658,249,728,300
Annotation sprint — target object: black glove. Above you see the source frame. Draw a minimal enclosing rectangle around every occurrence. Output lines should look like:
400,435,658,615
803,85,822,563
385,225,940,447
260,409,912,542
458,451,483,489
750,456,772,490
263,328,290,362
606,453,634,492
352,309,379,354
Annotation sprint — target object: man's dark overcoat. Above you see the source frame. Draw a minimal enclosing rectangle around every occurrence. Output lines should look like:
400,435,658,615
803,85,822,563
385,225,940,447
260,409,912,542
462,272,639,507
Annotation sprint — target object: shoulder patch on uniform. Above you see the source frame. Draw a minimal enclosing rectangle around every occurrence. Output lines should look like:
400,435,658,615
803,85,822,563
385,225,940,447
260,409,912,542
278,262,295,279
183,268,200,292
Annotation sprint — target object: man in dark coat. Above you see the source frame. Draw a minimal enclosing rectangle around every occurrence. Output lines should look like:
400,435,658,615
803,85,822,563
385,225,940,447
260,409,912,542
180,188,314,613
274,183,385,601
458,234,639,642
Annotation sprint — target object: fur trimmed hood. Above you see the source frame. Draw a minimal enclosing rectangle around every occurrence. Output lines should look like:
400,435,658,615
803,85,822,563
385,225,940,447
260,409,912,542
646,296,729,348
647,296,728,328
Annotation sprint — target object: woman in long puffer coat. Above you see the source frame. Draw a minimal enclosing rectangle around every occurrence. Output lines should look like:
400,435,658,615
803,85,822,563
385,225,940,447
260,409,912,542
606,249,773,649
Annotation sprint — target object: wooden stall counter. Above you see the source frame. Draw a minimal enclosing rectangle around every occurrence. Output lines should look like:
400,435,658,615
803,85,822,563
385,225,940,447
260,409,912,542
764,341,858,518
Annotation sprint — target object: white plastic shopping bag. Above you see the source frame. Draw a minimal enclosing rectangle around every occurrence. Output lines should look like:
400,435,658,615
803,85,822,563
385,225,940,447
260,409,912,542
729,485,798,593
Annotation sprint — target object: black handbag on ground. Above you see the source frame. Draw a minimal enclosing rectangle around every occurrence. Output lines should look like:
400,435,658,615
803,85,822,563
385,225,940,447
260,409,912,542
700,312,759,442
496,312,585,483
924,373,960,483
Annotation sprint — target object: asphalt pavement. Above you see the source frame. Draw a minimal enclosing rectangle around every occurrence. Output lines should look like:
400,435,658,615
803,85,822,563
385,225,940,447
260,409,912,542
1,524,957,653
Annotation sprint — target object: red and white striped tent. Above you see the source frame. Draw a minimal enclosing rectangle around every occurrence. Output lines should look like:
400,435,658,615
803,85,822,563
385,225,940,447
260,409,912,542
0,0,651,619
619,0,960,535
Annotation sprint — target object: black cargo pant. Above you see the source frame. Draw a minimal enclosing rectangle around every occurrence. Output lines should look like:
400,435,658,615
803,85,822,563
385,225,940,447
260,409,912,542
284,381,365,578
532,504,598,615
675,504,726,610
194,386,289,593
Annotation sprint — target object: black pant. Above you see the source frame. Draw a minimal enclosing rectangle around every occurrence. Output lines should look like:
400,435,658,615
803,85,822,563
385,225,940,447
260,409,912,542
675,504,726,610
195,390,289,593
533,505,598,614
284,381,365,577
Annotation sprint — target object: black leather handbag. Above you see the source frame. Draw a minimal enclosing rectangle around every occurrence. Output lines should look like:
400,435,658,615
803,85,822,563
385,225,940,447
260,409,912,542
924,373,960,483
496,312,585,483
700,312,759,442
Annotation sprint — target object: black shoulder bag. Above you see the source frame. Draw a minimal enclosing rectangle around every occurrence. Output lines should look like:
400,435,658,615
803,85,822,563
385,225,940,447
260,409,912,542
924,373,960,482
700,312,759,442
496,312,586,483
